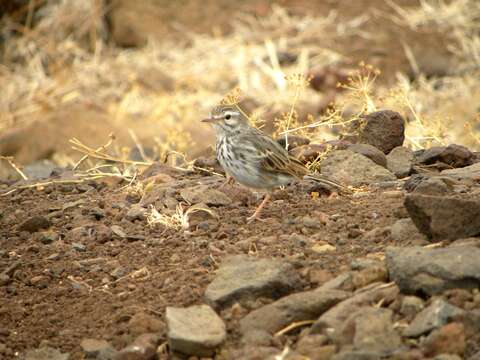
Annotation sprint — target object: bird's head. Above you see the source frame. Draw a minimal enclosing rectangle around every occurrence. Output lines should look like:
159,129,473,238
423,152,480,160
201,105,250,135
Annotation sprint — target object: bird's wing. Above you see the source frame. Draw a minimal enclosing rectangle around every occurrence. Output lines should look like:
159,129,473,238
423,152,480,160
238,129,308,178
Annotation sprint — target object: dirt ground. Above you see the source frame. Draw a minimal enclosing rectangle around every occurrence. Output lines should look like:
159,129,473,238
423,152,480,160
0,167,412,359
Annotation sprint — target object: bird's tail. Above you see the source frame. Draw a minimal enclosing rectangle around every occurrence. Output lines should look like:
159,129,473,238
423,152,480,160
303,173,352,194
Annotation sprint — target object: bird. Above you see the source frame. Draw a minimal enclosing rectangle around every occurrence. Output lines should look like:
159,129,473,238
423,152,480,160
201,104,349,222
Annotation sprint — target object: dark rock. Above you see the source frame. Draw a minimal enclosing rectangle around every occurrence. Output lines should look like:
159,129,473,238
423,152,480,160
339,307,401,353
239,288,349,335
18,215,51,233
403,174,429,192
36,231,59,244
404,299,464,337
386,246,480,295
404,194,480,241
311,283,399,340
347,110,405,154
295,334,329,358
166,304,226,357
416,144,474,168
387,146,413,178
321,150,396,186
290,141,351,163
205,255,300,309
348,143,387,167
422,322,465,357
276,135,310,150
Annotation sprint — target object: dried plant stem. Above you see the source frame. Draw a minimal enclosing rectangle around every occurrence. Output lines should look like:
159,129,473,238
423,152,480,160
274,320,316,337
0,156,28,180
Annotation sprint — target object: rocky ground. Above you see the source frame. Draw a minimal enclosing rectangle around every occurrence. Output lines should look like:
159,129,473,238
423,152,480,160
1,110,480,360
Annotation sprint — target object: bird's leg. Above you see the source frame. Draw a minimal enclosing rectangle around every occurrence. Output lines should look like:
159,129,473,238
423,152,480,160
247,193,271,223
219,174,235,189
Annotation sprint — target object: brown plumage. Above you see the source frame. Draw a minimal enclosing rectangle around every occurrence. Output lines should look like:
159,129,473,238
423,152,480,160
202,104,348,221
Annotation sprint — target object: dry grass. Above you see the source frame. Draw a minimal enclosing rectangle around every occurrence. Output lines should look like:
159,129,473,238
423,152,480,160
0,0,479,173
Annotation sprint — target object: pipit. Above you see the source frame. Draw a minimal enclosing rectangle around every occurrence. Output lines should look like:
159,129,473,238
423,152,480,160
202,104,348,222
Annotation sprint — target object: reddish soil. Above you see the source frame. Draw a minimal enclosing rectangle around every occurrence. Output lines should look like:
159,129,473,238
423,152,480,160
0,168,410,359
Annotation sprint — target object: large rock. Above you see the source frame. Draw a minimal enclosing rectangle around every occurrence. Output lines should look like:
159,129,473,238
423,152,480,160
321,150,396,186
239,288,349,335
386,246,480,295
339,307,401,353
166,305,226,356
441,162,480,181
404,194,480,241
386,146,413,178
390,218,427,243
416,144,474,168
348,144,387,167
311,283,399,339
403,299,464,337
348,110,405,154
422,322,466,357
204,255,300,309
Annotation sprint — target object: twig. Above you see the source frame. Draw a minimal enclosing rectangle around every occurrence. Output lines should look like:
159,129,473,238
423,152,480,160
128,128,150,162
0,156,28,180
274,320,316,337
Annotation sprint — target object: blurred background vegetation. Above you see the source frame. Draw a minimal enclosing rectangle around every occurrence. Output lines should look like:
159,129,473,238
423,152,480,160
0,0,479,178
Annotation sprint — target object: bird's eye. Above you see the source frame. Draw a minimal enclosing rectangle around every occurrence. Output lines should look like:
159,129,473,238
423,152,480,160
225,114,231,120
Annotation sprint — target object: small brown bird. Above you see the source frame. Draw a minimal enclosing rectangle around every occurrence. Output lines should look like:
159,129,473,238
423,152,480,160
202,104,347,222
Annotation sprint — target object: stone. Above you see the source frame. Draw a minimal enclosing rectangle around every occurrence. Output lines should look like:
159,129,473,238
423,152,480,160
412,177,450,196
80,338,116,358
297,343,336,360
400,296,425,318
404,299,464,337
111,225,126,238
331,350,382,360
18,215,51,233
422,322,465,357
296,334,329,357
348,144,387,167
351,266,388,290
386,146,413,178
311,243,336,254
416,144,474,168
180,185,232,206
72,242,86,252
204,255,300,309
321,150,396,186
349,110,405,154
128,312,164,337
166,304,226,356
37,231,59,244
290,141,351,163
239,288,349,335
125,204,147,221
311,283,399,339
320,273,355,292
389,218,426,243
404,194,480,241
340,307,401,353
24,346,70,360
386,246,480,295
29,275,49,289
116,333,159,360
386,245,480,295
441,162,480,181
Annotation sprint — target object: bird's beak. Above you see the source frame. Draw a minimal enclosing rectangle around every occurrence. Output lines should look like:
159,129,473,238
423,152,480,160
201,115,220,123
